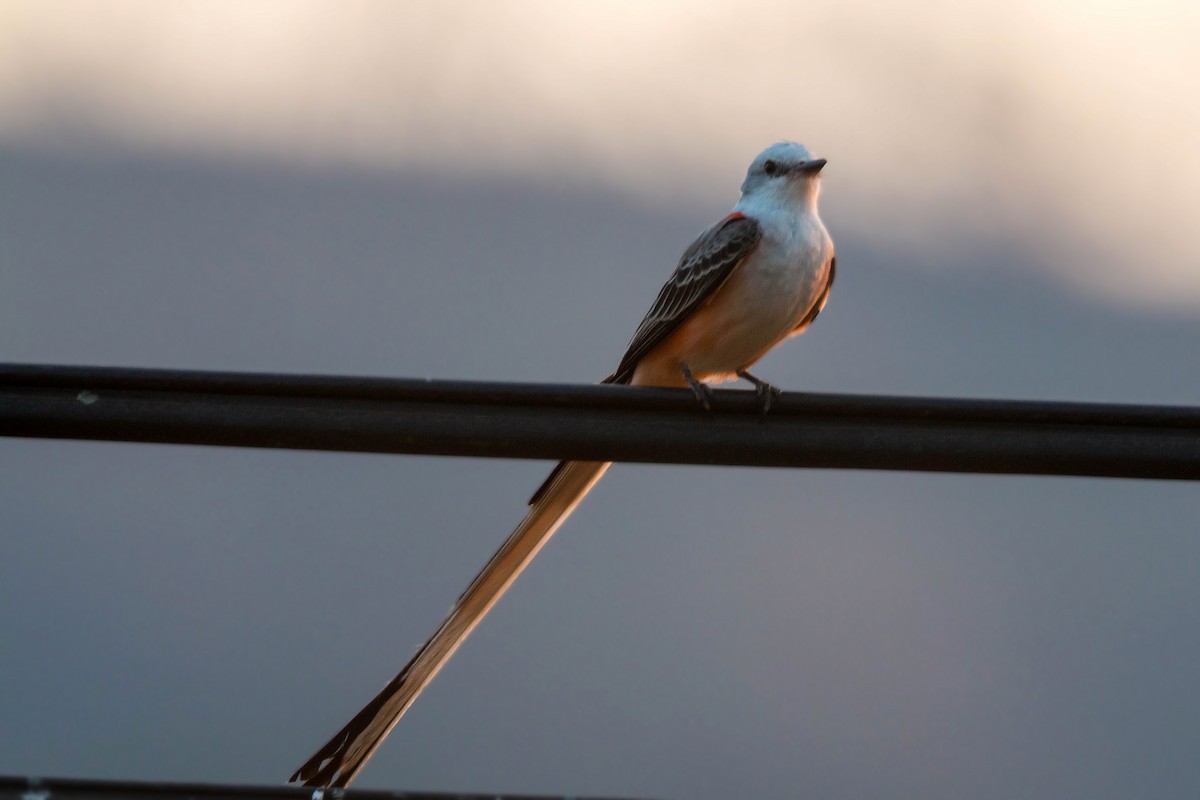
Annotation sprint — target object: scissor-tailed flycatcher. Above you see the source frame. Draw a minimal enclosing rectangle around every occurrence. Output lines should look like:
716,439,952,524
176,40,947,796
290,141,836,787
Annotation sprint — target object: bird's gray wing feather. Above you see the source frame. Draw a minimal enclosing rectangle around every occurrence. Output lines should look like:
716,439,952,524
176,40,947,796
529,213,760,506
605,213,762,385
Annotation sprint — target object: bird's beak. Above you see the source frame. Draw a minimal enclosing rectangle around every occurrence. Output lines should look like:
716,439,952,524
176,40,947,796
796,158,827,175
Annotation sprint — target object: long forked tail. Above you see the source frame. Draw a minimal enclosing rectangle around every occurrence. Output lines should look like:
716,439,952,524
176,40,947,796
289,460,611,788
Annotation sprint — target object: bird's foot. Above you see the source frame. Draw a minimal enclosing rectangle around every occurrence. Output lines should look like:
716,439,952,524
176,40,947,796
681,364,714,411
737,370,782,416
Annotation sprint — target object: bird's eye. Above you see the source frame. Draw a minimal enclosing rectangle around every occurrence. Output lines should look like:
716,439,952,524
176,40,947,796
763,159,778,176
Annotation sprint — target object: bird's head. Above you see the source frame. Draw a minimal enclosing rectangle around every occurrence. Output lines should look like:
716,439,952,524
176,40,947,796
739,141,826,208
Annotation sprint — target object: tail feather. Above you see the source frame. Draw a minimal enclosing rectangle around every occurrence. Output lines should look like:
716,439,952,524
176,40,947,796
290,460,612,788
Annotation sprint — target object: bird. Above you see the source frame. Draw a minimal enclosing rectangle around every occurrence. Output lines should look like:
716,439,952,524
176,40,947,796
290,141,836,787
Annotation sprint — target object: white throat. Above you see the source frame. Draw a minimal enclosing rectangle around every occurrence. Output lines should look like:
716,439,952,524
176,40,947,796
734,177,821,222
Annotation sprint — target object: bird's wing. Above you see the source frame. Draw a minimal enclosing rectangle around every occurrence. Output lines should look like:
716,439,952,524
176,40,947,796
790,254,836,335
605,213,762,385
528,213,759,507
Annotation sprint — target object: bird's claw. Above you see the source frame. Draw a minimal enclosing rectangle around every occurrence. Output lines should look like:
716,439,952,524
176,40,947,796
681,364,714,411
753,382,782,415
738,370,782,416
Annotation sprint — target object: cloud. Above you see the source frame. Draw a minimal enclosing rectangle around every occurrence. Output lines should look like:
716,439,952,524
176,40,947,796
3,0,1199,309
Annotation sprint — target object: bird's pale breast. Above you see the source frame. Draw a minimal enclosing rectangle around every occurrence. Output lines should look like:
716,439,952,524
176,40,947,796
631,215,831,387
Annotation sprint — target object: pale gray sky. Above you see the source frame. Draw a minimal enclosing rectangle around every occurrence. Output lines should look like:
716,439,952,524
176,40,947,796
4,0,1200,308
2,3,1199,799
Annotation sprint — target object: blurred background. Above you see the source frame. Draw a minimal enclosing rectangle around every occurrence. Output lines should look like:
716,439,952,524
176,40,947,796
2,2,1198,798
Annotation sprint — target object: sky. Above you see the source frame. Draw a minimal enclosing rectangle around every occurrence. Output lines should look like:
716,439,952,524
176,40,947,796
2,3,1199,799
